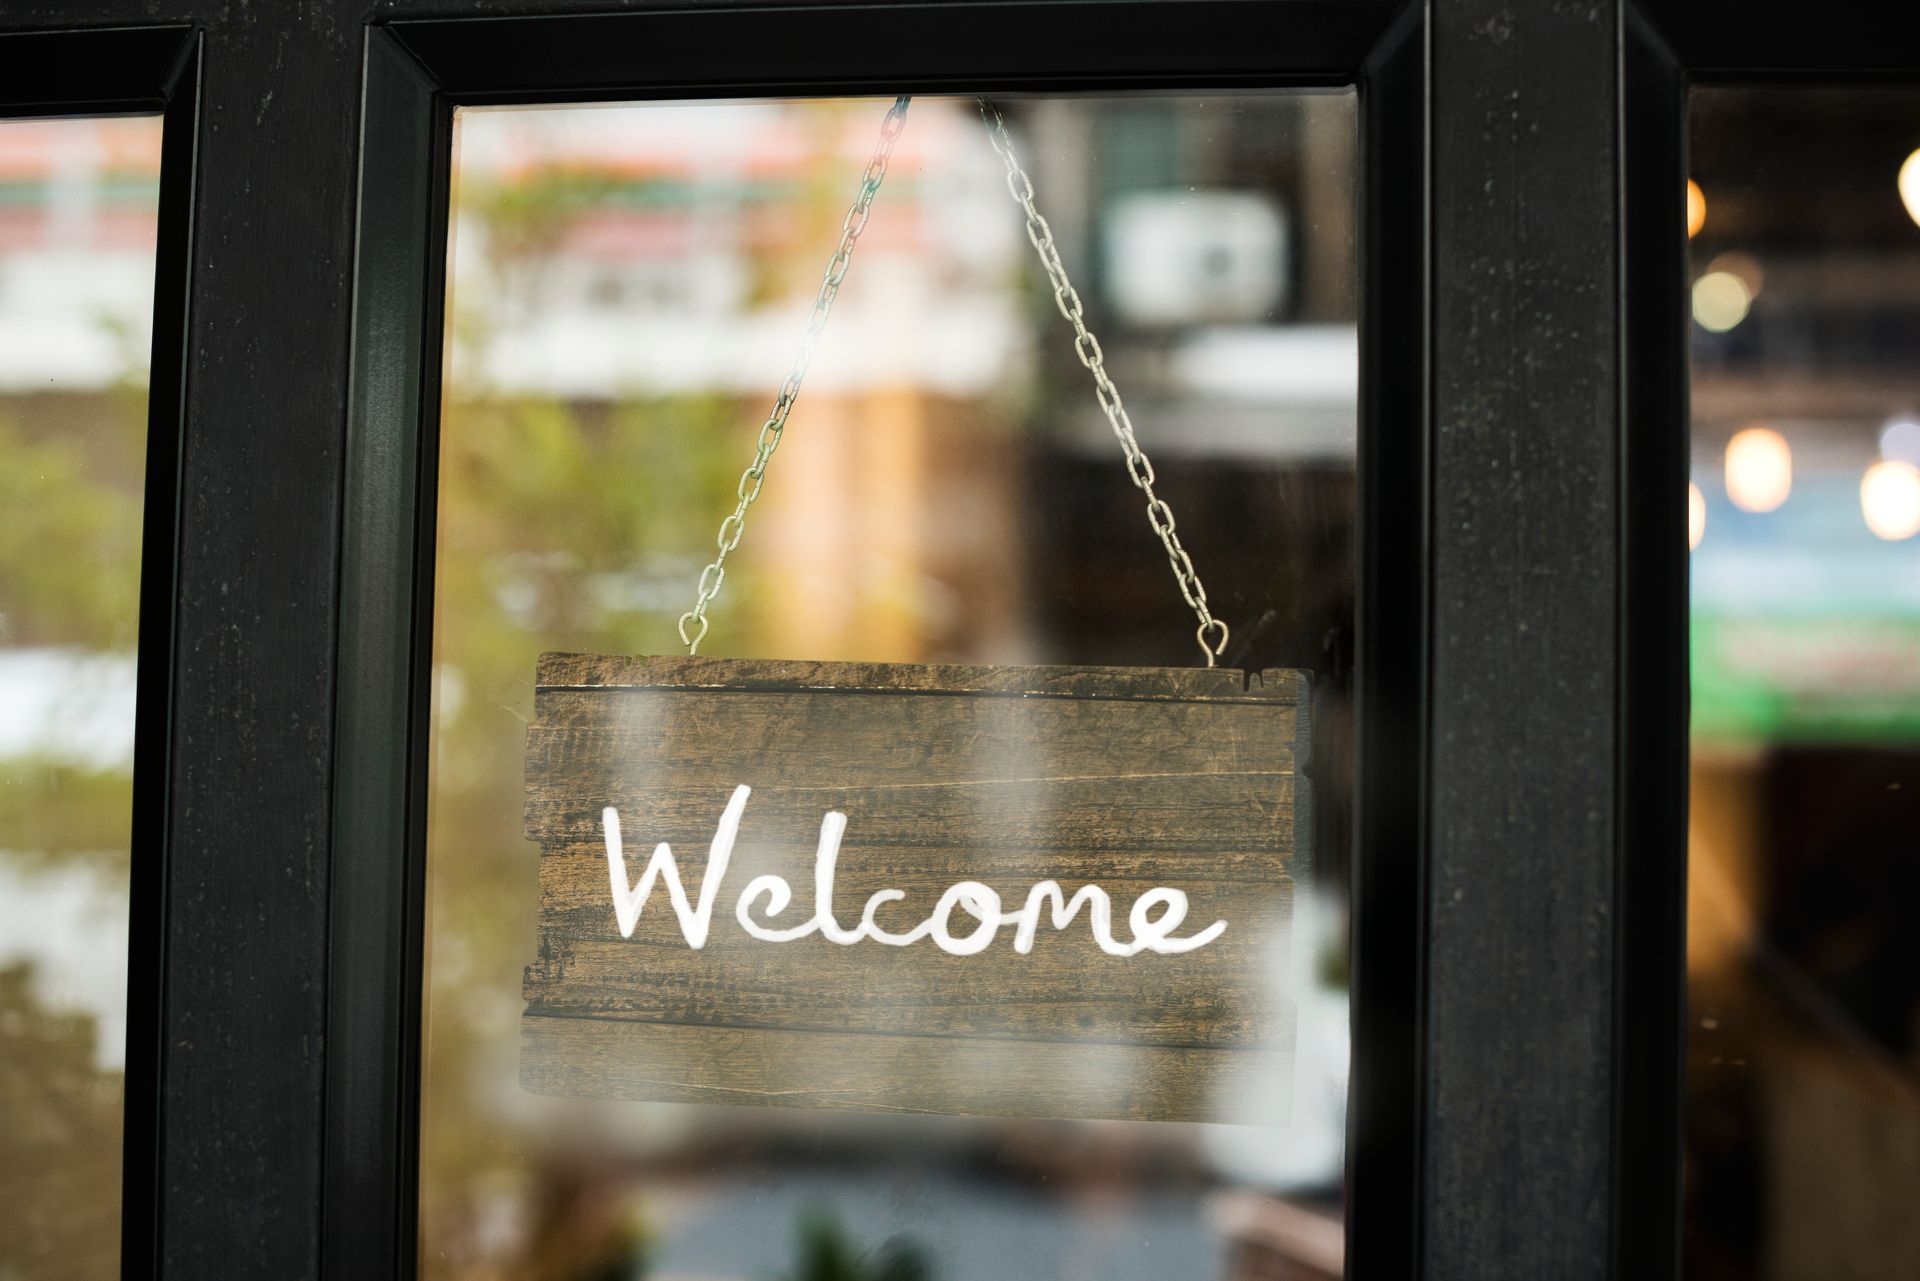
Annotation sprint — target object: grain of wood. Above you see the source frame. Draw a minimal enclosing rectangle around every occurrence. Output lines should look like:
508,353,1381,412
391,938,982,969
521,1015,1294,1124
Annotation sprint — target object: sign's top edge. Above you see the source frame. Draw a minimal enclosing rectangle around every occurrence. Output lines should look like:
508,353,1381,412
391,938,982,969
534,652,1309,702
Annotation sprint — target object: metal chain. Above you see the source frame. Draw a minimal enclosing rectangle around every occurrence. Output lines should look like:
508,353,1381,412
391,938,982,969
978,98,1230,666
682,94,1227,666
678,95,912,653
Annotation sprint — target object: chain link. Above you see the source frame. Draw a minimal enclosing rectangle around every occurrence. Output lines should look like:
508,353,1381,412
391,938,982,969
678,95,912,653
978,98,1229,665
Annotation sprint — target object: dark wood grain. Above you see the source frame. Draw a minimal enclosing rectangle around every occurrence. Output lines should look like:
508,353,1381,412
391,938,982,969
536,651,1308,700
522,654,1310,1123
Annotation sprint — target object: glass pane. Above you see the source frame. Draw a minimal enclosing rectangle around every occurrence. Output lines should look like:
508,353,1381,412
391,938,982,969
1686,87,1920,1280
0,115,162,1278
423,91,1356,1281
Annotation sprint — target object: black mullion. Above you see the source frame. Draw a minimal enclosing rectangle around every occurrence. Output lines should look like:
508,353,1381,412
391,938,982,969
1348,3,1429,1277
1613,8,1689,1278
1640,0,1920,80
155,1,367,1271
323,28,451,1281
1424,1,1623,1275
122,33,203,1281
389,0,1395,100
0,24,186,118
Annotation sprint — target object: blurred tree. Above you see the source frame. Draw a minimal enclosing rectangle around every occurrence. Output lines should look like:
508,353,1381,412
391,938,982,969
0,764,134,868
421,154,772,1280
423,104,961,1278
0,380,147,650
0,167,153,1281
0,963,122,1281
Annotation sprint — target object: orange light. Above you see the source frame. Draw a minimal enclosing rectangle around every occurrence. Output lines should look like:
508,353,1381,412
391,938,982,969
1688,481,1707,550
1687,180,1707,238
1899,150,1920,228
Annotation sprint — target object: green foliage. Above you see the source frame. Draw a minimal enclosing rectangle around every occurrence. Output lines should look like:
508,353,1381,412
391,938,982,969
462,169,636,269
0,962,122,1281
0,763,133,867
0,280,148,1279
0,380,145,1281
781,1209,934,1281
421,159,780,1281
0,408,144,649
422,110,965,1277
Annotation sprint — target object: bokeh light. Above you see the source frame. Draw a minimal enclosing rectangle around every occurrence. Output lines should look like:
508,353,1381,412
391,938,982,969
1693,271,1751,332
1879,415,1920,465
1861,459,1920,540
1724,426,1792,513
1900,148,1920,228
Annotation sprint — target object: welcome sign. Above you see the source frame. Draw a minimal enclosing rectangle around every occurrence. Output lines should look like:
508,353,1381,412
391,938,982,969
521,653,1309,1124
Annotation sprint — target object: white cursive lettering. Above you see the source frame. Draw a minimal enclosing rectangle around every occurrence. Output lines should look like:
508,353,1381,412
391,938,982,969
602,786,1227,957
603,783,750,948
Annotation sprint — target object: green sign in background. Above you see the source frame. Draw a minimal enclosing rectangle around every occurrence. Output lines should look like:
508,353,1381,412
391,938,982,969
1691,612,1920,745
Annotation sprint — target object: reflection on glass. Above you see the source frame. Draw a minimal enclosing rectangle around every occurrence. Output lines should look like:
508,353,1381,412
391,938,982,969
0,116,161,1277
1687,87,1920,1280
424,92,1355,1281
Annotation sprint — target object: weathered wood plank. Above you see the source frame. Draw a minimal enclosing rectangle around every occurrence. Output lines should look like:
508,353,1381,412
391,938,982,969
537,651,1308,702
526,881,1294,1045
520,1015,1294,1125
522,655,1309,1123
529,775,1290,856
525,690,1303,792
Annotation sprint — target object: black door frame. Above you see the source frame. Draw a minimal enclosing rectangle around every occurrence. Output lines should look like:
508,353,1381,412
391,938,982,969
333,4,1426,1277
4,1,1914,1277
1609,5,1920,1273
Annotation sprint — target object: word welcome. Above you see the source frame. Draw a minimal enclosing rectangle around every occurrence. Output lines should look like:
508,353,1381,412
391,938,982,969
603,785,1228,957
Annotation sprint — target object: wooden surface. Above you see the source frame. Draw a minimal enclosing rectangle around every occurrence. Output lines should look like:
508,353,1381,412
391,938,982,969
523,653,1310,1123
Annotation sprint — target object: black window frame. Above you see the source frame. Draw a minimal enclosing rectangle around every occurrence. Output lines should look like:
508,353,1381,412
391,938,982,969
1615,3,1920,1276
335,6,1425,1278
11,1,1914,1278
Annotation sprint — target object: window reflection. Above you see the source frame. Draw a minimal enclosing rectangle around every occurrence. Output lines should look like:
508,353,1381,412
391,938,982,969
0,115,161,1278
424,92,1356,1280
1687,87,1920,1281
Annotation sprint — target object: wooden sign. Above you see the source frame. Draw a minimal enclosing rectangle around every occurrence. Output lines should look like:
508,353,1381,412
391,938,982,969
521,653,1310,1124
